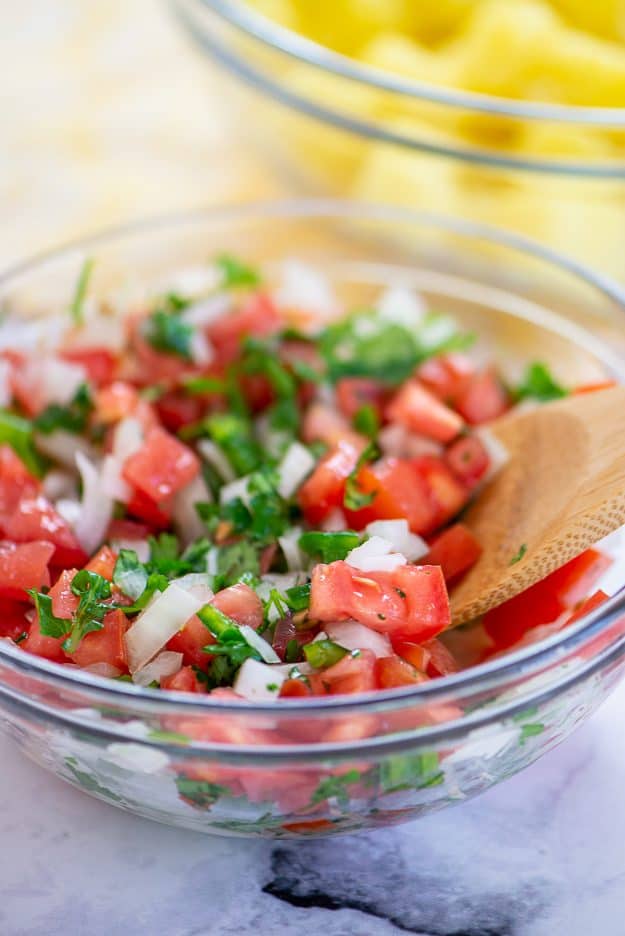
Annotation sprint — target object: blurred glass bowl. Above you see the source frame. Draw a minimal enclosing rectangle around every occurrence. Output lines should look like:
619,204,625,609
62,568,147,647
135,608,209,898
171,0,625,280
1,201,625,837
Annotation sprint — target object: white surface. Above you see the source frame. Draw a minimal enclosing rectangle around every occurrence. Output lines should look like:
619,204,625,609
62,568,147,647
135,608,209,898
1,682,625,935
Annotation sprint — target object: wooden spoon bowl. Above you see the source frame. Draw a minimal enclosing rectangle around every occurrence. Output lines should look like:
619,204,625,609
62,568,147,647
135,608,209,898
450,386,625,626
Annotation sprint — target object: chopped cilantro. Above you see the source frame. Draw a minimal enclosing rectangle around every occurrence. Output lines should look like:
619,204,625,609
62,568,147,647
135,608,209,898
343,441,379,511
69,257,94,326
509,543,527,566
182,375,226,396
519,723,545,745
266,683,279,693
516,362,568,403
320,313,421,384
213,541,261,591
299,530,361,564
205,412,262,477
197,603,262,683
176,776,229,809
216,253,261,289
144,295,194,360
31,570,113,654
303,639,347,670
310,769,361,807
285,638,300,663
284,582,311,612
147,534,210,579
0,410,47,477
112,549,148,601
242,337,296,399
378,751,443,793
353,403,379,438
28,589,69,639
34,383,93,435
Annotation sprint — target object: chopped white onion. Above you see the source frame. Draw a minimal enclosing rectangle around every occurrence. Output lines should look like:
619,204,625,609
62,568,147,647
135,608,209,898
110,538,150,564
42,469,77,501
312,631,329,642
365,520,429,562
171,573,214,605
476,427,510,483
274,260,338,318
24,357,87,407
83,662,123,678
326,621,392,659
346,535,408,572
219,474,251,506
35,430,98,469
55,498,82,527
188,330,215,367
233,658,286,701
254,413,291,460
419,315,459,352
73,452,114,555
278,526,305,572
0,318,65,355
0,358,11,408
104,743,169,774
180,293,230,327
198,439,236,483
206,546,219,575
159,265,221,299
132,651,184,688
172,473,211,546
100,453,133,503
239,625,281,664
67,310,126,353
321,508,347,532
125,583,204,673
377,286,427,328
276,442,315,499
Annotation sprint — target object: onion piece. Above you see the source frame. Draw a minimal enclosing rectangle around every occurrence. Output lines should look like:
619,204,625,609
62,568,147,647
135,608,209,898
159,265,221,299
321,508,347,532
35,430,98,469
24,357,87,407
476,427,510,483
219,474,251,506
132,651,183,688
326,620,392,659
172,473,211,546
274,260,338,319
345,535,408,572
350,554,407,573
180,293,230,327
0,358,11,408
43,469,77,502
239,625,281,664
378,285,427,328
82,662,123,678
276,442,315,499
378,423,443,459
67,310,126,353
278,526,305,572
55,498,82,527
198,439,236,483
188,330,215,367
233,658,286,700
125,584,204,673
171,573,214,605
73,452,114,555
110,538,150,564
100,453,132,503
365,520,428,562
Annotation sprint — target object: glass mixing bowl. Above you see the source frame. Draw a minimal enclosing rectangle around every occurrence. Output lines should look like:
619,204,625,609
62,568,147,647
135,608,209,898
170,0,625,280
1,201,625,838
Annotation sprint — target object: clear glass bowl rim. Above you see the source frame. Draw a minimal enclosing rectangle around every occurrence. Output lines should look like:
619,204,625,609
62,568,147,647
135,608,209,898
1,197,625,722
191,0,625,128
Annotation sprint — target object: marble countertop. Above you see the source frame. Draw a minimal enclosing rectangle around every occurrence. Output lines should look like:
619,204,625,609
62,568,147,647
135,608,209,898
2,680,625,936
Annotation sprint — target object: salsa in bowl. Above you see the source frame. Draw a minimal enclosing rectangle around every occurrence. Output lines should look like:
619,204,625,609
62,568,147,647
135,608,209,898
1,202,624,836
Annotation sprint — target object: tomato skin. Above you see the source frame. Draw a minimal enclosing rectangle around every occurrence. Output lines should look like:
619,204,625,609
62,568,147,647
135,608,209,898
69,609,129,671
167,614,215,671
95,381,158,428
412,456,468,529
107,519,150,542
208,292,281,365
60,348,116,386
161,665,206,693
393,640,431,672
344,457,439,535
21,616,66,662
456,369,509,425
301,402,366,450
376,655,428,689
0,599,30,641
85,545,118,581
310,561,450,641
417,354,475,403
126,489,172,531
0,540,55,600
336,378,387,420
49,569,80,619
130,319,194,385
386,380,464,443
0,446,40,517
426,523,482,585
421,637,459,677
123,426,199,503
311,648,377,695
567,590,610,624
3,496,88,568
445,435,490,490
155,392,204,433
212,583,264,631
279,677,313,698
298,439,362,526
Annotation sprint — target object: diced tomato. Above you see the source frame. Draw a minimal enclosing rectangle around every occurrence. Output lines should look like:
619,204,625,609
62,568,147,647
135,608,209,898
412,456,468,529
48,569,79,619
167,614,215,671
212,583,264,631
60,348,116,386
161,665,205,693
69,609,129,671
445,435,490,490
95,381,139,424
155,391,205,433
426,523,482,585
310,561,450,641
21,615,66,662
0,540,55,600
301,402,366,450
376,655,428,689
0,599,30,641
421,637,460,677
310,648,377,695
130,319,195,384
126,488,172,530
0,446,40,517
417,354,475,403
208,292,282,365
386,380,463,443
85,545,118,581
456,368,509,425
2,496,87,568
279,677,313,698
106,518,150,542
123,427,199,502
567,590,610,625
298,439,362,526
336,378,387,421
344,457,439,535
483,549,610,651
393,640,431,672
272,615,316,661
574,381,617,396
279,340,324,407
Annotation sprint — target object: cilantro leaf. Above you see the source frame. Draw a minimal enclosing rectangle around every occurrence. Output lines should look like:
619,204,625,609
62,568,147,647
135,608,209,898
379,752,443,793
197,602,263,684
205,412,262,477
112,549,148,600
299,530,361,563
213,541,261,591
320,314,421,385
144,295,194,360
27,589,69,639
310,769,361,807
176,776,229,809
519,722,545,745
284,582,311,612
343,441,379,511
509,544,527,566
34,383,93,436
216,253,261,289
0,409,47,477
63,570,113,653
516,362,568,403
69,257,94,326
353,403,379,438
147,534,210,578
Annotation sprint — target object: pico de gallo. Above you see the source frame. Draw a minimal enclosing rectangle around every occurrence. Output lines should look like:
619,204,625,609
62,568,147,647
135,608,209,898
0,255,613,700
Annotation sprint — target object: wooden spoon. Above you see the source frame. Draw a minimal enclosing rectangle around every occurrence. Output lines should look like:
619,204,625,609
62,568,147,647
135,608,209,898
450,385,625,627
